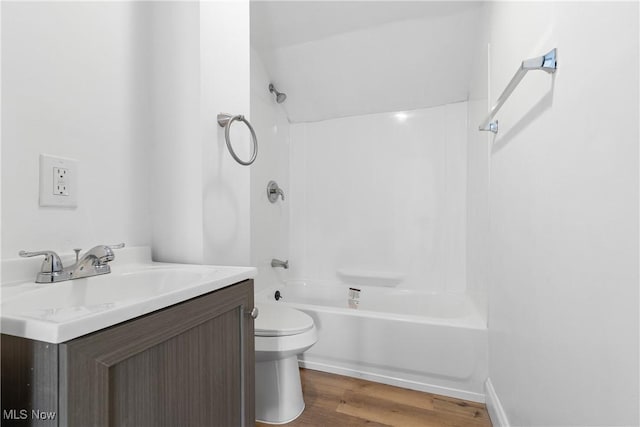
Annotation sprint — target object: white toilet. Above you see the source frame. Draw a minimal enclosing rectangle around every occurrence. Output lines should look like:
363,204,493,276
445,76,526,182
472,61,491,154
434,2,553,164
254,304,318,424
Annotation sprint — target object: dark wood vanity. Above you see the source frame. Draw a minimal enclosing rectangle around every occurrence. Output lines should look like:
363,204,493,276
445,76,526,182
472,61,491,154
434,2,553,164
1,279,255,427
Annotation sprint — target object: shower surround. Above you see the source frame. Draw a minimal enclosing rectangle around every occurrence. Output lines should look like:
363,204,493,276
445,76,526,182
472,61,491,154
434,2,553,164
257,101,487,399
289,102,470,296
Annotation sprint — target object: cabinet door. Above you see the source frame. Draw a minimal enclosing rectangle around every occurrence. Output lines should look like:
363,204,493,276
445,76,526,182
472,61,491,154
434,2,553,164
60,280,255,427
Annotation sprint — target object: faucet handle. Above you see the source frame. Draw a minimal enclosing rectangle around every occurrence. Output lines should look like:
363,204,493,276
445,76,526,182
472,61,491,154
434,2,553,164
267,181,285,203
108,243,125,249
18,250,64,273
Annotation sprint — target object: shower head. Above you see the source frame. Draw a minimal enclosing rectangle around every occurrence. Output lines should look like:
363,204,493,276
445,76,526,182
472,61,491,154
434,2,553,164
269,83,287,104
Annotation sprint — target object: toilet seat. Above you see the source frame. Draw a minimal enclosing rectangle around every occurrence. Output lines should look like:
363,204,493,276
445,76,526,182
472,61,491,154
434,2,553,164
255,304,314,337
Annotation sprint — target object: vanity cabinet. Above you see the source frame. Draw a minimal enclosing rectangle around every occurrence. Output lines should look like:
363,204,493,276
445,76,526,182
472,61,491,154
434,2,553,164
1,279,255,427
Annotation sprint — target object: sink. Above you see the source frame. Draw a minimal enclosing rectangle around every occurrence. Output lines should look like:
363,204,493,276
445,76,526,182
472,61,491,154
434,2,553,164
1,248,256,343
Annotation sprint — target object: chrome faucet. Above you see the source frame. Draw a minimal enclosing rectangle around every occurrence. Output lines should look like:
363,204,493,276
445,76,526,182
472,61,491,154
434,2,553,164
19,243,125,283
271,258,289,269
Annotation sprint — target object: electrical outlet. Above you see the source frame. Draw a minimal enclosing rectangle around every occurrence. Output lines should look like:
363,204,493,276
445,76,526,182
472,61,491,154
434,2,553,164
54,167,69,196
40,154,78,207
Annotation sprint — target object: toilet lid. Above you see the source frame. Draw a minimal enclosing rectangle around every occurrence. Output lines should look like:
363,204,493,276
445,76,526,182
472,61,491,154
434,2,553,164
255,305,315,337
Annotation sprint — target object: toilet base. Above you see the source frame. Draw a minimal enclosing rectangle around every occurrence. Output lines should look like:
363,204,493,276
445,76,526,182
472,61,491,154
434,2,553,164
255,356,305,424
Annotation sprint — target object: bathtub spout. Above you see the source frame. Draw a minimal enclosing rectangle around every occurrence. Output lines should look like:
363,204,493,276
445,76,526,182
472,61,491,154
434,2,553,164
271,258,289,269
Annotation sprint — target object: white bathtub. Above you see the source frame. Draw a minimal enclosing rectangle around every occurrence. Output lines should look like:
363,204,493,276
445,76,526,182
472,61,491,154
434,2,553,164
255,281,488,402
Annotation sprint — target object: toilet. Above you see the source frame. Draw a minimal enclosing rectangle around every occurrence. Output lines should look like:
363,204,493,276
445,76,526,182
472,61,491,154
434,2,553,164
254,304,318,424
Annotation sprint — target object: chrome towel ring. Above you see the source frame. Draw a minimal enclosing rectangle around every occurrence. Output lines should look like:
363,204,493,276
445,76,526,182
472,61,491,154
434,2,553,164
217,113,258,166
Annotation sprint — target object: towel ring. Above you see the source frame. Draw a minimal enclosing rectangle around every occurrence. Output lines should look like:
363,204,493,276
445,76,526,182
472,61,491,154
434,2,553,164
217,113,258,166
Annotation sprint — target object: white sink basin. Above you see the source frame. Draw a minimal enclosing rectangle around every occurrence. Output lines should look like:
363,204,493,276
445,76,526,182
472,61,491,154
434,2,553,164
1,248,256,343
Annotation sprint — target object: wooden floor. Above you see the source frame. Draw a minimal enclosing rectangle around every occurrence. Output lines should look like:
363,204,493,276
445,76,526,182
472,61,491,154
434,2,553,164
256,369,492,427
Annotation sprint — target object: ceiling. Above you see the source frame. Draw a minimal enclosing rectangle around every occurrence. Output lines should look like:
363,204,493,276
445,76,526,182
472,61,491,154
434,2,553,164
251,1,481,51
251,1,484,122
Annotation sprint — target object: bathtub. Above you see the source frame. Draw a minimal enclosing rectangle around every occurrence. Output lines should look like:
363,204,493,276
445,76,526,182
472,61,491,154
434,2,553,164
255,281,488,402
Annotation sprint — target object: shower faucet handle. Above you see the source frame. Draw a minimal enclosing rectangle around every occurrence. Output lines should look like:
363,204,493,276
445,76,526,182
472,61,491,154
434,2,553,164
267,181,285,203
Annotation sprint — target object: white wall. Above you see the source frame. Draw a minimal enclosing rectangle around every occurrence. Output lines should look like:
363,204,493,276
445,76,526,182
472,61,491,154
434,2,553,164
144,1,252,266
472,2,639,425
1,2,152,257
249,49,290,293
147,2,203,264
2,1,252,267
201,0,251,266
289,103,467,292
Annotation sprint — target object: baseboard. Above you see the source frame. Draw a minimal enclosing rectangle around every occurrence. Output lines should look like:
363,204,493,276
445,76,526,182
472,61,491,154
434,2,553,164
298,359,485,403
485,378,510,427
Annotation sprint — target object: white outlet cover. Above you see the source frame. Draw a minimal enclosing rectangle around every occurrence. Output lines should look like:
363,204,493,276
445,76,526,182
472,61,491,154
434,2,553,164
39,154,78,208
